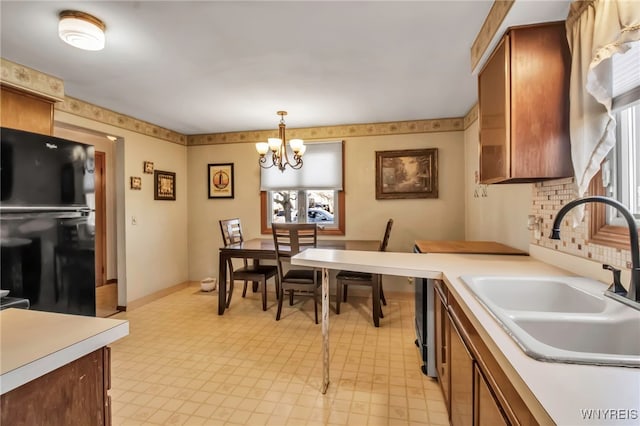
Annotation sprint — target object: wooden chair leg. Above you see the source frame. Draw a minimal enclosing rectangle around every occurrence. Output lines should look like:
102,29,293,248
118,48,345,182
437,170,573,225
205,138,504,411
336,278,342,314
261,278,267,311
289,290,294,306
276,287,284,320
313,288,318,324
380,281,387,306
242,280,249,297
343,285,348,302
226,280,235,308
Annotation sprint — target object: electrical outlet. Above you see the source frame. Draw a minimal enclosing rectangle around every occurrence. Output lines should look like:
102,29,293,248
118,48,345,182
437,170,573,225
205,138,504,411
131,216,137,225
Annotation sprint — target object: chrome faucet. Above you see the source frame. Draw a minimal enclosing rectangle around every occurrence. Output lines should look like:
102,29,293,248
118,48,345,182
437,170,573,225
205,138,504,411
550,196,640,308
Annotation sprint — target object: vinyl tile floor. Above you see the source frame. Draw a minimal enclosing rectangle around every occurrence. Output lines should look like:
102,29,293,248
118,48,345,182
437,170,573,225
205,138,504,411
109,283,448,426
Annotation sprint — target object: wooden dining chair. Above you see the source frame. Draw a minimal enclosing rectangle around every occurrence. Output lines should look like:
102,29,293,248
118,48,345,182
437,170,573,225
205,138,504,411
219,218,279,311
272,223,320,323
336,218,393,327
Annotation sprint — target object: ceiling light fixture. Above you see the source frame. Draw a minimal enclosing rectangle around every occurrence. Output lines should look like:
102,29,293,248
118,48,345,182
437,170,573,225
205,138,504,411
58,10,106,51
256,111,306,172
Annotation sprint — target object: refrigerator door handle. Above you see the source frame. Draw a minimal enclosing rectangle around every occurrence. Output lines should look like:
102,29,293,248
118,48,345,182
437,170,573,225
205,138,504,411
0,211,85,220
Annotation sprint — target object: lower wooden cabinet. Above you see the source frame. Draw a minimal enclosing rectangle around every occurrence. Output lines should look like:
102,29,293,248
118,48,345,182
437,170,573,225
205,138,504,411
449,311,474,426
475,364,509,426
434,279,538,426
434,280,450,409
1,347,112,426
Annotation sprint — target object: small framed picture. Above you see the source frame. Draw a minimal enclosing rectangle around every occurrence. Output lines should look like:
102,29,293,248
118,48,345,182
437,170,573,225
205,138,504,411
130,176,142,190
143,161,154,174
208,163,234,199
154,170,176,200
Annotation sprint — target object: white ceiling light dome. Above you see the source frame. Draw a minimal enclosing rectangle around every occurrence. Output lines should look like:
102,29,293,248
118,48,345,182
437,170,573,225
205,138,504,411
58,10,106,51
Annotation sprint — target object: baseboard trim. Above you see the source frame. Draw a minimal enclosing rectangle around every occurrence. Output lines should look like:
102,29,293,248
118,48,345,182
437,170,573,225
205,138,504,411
125,281,194,311
116,305,126,312
106,278,118,285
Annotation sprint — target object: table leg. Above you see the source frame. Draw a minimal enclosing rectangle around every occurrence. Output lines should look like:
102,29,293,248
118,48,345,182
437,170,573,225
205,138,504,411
218,254,227,315
321,267,330,394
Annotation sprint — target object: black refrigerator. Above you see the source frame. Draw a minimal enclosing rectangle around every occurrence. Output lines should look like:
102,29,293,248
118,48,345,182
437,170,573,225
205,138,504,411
1,127,96,316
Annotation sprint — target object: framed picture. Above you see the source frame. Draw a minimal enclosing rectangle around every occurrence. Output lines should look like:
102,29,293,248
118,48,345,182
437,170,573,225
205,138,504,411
154,170,176,200
130,176,142,190
375,148,438,199
208,163,234,199
143,161,154,174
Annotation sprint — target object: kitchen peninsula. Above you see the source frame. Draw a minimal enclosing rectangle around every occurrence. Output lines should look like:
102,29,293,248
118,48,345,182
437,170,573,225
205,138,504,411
292,249,640,425
0,309,129,425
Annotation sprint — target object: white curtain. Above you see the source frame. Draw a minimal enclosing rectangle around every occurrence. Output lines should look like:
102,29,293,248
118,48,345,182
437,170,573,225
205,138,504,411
566,0,640,225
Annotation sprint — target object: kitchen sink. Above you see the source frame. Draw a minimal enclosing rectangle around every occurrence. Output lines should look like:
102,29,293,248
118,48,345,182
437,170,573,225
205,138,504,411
463,276,606,313
461,275,640,367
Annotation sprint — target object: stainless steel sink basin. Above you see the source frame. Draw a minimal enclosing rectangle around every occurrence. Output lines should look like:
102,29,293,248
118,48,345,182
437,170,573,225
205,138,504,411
461,275,640,367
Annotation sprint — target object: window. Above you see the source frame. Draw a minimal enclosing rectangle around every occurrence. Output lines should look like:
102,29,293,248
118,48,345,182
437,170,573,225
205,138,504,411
260,141,345,235
590,41,640,248
604,104,639,224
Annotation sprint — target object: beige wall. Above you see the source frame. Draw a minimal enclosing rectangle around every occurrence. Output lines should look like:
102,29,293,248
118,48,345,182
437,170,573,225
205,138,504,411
54,110,189,305
463,119,532,251
187,131,466,292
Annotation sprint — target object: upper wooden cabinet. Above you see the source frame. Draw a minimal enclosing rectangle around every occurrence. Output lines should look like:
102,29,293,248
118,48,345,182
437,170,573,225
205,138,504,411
478,22,573,184
1,85,54,135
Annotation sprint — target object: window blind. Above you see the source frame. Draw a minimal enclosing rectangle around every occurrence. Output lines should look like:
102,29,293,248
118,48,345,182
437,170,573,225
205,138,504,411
612,40,640,110
260,141,343,191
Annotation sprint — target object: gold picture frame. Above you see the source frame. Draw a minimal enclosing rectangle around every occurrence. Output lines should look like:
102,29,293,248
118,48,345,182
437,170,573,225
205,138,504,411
154,170,176,200
375,148,438,199
130,176,142,190
143,161,154,174
208,163,234,199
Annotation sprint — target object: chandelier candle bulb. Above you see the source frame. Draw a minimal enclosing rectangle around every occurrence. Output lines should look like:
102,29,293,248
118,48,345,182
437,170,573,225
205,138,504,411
297,144,307,156
268,138,282,152
289,138,304,153
256,142,269,156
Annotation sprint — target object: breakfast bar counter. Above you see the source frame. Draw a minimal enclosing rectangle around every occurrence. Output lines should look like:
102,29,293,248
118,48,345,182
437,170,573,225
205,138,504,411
292,249,640,425
0,308,129,425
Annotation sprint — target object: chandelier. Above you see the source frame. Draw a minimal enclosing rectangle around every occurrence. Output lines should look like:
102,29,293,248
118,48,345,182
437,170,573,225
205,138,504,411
256,111,306,172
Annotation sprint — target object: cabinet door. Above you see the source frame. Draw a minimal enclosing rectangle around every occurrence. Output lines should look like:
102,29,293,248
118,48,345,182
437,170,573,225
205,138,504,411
0,86,53,135
449,312,474,426
479,35,510,183
475,364,509,426
434,281,450,409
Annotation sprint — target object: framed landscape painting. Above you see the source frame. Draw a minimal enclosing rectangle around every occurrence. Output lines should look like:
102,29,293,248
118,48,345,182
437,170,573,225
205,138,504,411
375,148,438,199
208,163,234,199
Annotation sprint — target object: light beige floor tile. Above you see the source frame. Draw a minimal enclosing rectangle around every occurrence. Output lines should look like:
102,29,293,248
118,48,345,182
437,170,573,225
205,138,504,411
109,286,446,426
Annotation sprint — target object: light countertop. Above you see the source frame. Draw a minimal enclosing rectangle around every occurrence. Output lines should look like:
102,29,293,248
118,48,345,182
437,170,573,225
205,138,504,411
292,249,640,425
0,308,129,395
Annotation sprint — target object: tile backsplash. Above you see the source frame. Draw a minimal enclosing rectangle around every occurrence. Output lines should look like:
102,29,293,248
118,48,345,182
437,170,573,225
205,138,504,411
531,178,632,270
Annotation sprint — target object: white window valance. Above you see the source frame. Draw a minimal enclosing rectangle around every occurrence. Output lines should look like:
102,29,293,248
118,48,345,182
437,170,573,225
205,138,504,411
260,140,343,191
566,0,640,225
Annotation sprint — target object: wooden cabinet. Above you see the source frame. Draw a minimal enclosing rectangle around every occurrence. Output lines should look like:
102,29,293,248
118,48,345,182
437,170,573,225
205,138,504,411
449,310,474,426
478,22,572,183
433,280,450,409
1,347,112,425
1,85,54,135
436,282,538,425
475,364,509,426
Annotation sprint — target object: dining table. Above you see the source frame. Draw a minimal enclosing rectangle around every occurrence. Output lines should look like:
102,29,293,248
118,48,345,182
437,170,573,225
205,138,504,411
217,238,380,315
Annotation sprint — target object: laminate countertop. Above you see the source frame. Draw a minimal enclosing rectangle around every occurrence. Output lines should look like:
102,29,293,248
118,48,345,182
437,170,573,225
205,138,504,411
0,309,129,394
292,249,640,425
